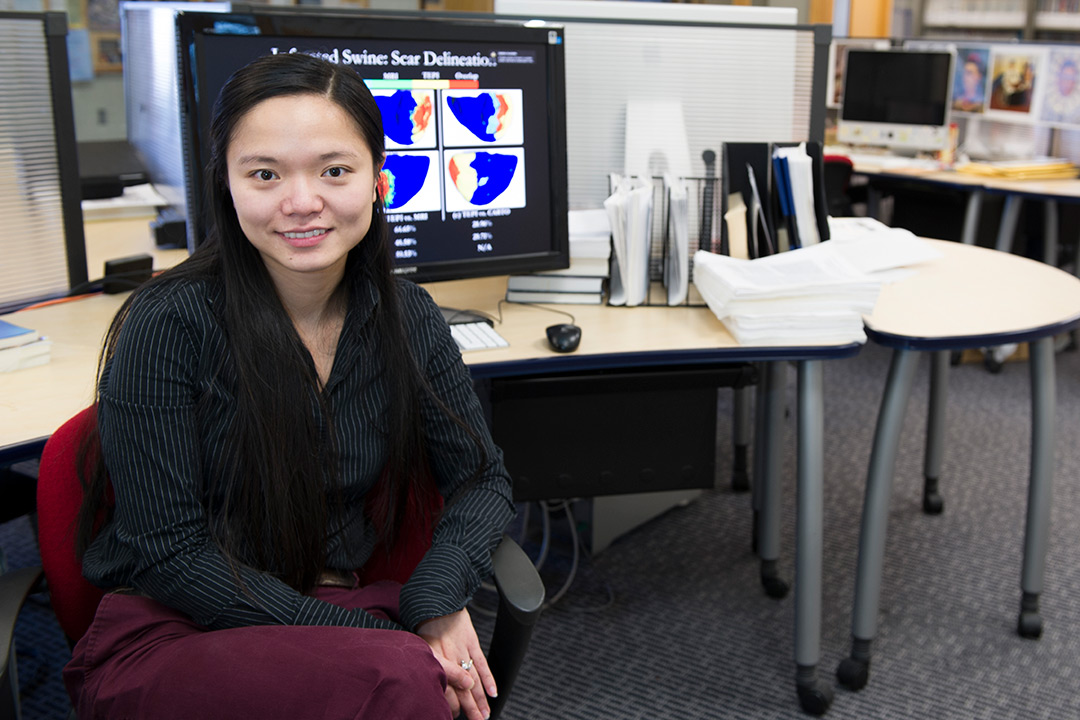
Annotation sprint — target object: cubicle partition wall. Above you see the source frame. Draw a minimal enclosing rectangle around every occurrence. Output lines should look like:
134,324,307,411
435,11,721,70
496,0,830,280
0,12,86,313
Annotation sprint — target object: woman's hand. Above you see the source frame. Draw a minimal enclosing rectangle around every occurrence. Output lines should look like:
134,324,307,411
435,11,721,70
417,608,496,720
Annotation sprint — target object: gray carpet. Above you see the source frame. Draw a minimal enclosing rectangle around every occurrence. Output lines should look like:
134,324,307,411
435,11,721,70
6,341,1080,718
479,341,1080,719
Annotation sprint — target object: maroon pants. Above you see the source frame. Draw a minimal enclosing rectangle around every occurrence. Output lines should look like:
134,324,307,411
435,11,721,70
63,581,450,720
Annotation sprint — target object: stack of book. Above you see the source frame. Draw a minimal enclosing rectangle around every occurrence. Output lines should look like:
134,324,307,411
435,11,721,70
0,318,51,372
506,209,611,305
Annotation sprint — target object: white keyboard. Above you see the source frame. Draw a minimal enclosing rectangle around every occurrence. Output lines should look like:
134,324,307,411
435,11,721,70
450,321,510,352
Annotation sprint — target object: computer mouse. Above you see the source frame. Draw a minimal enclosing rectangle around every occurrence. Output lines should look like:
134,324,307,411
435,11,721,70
545,323,582,353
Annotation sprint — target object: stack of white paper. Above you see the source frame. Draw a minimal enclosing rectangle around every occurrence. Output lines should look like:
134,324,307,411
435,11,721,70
693,232,942,345
558,208,613,276
826,217,943,281
692,243,882,345
605,174,653,307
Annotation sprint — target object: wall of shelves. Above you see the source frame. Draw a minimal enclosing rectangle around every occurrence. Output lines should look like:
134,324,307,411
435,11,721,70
912,0,1080,40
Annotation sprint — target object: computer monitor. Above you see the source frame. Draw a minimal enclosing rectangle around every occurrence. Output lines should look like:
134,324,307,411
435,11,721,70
175,9,569,284
838,49,955,154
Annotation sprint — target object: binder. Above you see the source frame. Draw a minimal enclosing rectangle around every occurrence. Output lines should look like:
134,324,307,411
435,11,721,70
772,152,800,249
770,141,831,248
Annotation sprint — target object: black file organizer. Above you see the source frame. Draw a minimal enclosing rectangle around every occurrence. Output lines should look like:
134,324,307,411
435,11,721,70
719,142,775,259
606,172,722,307
770,141,831,249
608,142,830,307
718,141,831,259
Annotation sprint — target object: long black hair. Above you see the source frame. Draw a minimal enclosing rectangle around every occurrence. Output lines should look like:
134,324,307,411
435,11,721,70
76,53,453,592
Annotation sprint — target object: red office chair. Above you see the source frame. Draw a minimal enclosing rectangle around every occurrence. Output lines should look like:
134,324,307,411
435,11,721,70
823,154,856,217
1,406,543,720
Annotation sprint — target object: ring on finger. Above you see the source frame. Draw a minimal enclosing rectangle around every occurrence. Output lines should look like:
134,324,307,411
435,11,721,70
459,658,474,671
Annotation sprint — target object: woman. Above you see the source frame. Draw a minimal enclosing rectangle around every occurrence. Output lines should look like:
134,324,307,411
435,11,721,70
64,52,514,720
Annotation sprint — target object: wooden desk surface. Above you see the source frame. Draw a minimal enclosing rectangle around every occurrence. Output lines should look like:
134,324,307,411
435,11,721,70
0,293,127,451
0,216,859,452
83,216,189,281
425,276,854,372
11,226,1077,452
865,239,1080,350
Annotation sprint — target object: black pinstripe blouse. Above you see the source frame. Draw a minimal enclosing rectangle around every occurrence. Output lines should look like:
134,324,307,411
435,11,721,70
81,273,515,633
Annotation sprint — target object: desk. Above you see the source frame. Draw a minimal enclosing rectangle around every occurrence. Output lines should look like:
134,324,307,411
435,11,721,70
837,239,1080,692
849,159,1080,265
0,217,187,460
0,220,860,714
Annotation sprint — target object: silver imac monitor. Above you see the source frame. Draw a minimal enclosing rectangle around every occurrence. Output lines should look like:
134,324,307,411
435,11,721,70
838,48,956,154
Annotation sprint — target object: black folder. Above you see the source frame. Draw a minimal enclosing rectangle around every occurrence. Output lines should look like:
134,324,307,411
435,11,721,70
719,142,774,259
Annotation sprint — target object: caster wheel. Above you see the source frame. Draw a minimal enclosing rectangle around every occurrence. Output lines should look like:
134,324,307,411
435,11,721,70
1018,611,1043,639
984,354,1004,374
731,469,749,493
762,575,789,599
836,657,869,690
922,491,944,515
796,679,834,716
949,350,962,366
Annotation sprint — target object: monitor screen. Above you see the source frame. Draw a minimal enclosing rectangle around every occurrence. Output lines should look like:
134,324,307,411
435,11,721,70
176,10,569,284
838,49,954,153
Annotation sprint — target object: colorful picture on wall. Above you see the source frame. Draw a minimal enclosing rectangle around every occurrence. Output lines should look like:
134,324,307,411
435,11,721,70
1041,49,1080,126
989,51,1038,114
952,47,990,114
91,31,122,74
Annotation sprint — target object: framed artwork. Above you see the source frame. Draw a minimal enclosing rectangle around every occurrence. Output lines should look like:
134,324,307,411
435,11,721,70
952,46,990,114
988,50,1040,115
91,31,122,74
1041,49,1080,126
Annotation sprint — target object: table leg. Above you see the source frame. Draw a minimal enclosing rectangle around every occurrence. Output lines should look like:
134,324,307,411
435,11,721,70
751,364,768,555
759,362,788,599
867,184,882,221
1018,336,1056,639
960,189,983,246
922,351,949,515
981,195,1024,370
794,359,833,715
1044,201,1059,266
837,348,920,692
732,385,752,492
996,194,1023,253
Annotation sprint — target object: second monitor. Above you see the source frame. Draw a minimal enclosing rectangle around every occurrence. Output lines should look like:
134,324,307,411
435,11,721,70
838,48,955,155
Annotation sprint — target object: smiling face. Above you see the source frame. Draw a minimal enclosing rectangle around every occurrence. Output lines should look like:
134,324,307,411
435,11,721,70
226,93,382,291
